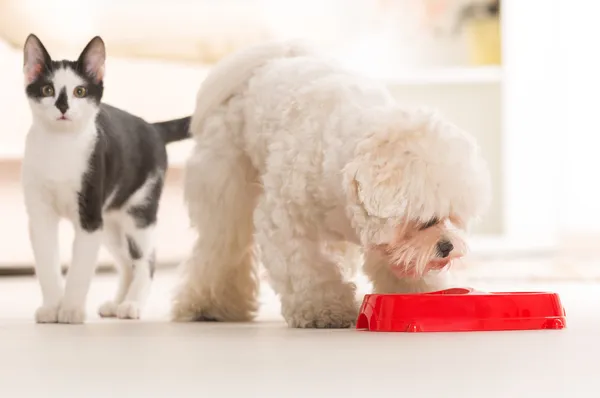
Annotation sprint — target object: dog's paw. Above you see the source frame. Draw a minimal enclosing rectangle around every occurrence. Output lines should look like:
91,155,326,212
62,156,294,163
171,301,219,322
286,306,357,329
171,301,201,322
282,283,358,329
57,304,86,324
98,301,118,318
35,304,60,324
287,314,356,329
116,301,141,320
171,287,254,322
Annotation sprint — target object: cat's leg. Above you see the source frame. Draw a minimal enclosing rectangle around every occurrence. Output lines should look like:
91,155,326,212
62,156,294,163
59,227,102,324
114,226,155,320
58,225,102,324
363,249,451,293
26,199,63,323
58,176,104,324
98,224,134,318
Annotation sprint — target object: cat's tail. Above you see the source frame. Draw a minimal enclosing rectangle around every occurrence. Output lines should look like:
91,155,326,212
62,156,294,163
152,116,191,144
190,39,315,136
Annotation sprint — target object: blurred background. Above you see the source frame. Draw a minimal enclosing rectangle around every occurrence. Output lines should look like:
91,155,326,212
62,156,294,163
0,0,595,282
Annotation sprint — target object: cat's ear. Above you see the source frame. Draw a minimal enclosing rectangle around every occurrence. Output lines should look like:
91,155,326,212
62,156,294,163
77,36,105,83
23,34,51,84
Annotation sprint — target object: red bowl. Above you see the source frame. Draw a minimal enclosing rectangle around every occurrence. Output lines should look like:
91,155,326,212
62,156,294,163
356,288,566,332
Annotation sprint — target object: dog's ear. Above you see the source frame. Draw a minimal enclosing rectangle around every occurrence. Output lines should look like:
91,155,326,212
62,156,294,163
343,157,408,219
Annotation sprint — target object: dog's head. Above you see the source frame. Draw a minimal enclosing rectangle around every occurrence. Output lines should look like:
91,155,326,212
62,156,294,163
343,107,491,277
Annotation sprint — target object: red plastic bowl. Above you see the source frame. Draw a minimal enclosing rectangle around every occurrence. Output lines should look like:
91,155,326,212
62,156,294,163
356,288,566,332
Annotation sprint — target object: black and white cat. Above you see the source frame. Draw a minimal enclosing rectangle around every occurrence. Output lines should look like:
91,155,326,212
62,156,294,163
22,34,191,324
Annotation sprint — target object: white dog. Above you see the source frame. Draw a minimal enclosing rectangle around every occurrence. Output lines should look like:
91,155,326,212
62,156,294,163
172,40,491,328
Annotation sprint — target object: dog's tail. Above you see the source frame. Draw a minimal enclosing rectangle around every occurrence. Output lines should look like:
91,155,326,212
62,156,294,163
190,39,315,136
152,116,191,144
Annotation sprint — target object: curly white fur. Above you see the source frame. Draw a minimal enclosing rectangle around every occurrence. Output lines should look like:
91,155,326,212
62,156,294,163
172,40,491,328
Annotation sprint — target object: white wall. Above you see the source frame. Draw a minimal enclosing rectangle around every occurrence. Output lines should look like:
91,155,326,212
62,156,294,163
557,1,600,236
390,83,503,235
0,37,503,267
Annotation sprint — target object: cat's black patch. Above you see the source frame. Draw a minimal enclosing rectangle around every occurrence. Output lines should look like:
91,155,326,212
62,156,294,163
77,104,169,232
25,59,103,105
76,105,192,234
127,180,163,229
25,77,53,101
126,235,142,260
78,136,105,232
55,87,68,114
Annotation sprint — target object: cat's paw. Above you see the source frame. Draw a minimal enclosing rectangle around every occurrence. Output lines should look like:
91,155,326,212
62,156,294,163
57,304,86,324
98,301,118,318
35,304,60,324
116,301,141,320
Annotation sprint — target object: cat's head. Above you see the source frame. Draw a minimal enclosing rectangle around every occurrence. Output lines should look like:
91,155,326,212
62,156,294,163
23,34,105,132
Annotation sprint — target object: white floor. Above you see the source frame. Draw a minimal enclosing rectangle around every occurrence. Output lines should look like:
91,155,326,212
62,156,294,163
1,271,599,398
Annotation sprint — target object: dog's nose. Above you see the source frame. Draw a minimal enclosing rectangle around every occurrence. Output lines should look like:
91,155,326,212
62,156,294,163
437,240,454,258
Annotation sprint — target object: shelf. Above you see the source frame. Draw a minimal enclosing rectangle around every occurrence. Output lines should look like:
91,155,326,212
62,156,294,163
0,143,192,167
0,146,24,161
381,66,502,86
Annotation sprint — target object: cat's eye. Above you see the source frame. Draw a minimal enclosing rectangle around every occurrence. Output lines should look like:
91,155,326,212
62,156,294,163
73,86,87,98
41,85,54,97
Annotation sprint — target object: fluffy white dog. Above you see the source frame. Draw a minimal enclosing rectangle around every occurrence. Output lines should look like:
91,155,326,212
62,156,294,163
172,40,491,328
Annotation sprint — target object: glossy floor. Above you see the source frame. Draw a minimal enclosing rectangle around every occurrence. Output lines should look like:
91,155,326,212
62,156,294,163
0,270,598,398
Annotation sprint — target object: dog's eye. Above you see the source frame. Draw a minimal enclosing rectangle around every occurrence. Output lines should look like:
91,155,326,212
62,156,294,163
420,217,439,230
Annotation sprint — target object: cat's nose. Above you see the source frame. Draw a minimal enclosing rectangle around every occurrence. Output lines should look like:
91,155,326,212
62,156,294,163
56,103,69,114
55,89,69,114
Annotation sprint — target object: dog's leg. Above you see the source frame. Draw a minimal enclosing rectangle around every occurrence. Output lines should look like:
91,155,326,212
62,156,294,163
255,197,358,329
171,138,260,322
363,249,452,293
322,241,363,281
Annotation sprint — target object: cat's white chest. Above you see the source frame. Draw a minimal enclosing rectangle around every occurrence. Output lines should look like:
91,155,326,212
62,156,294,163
23,125,97,220
24,126,96,182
